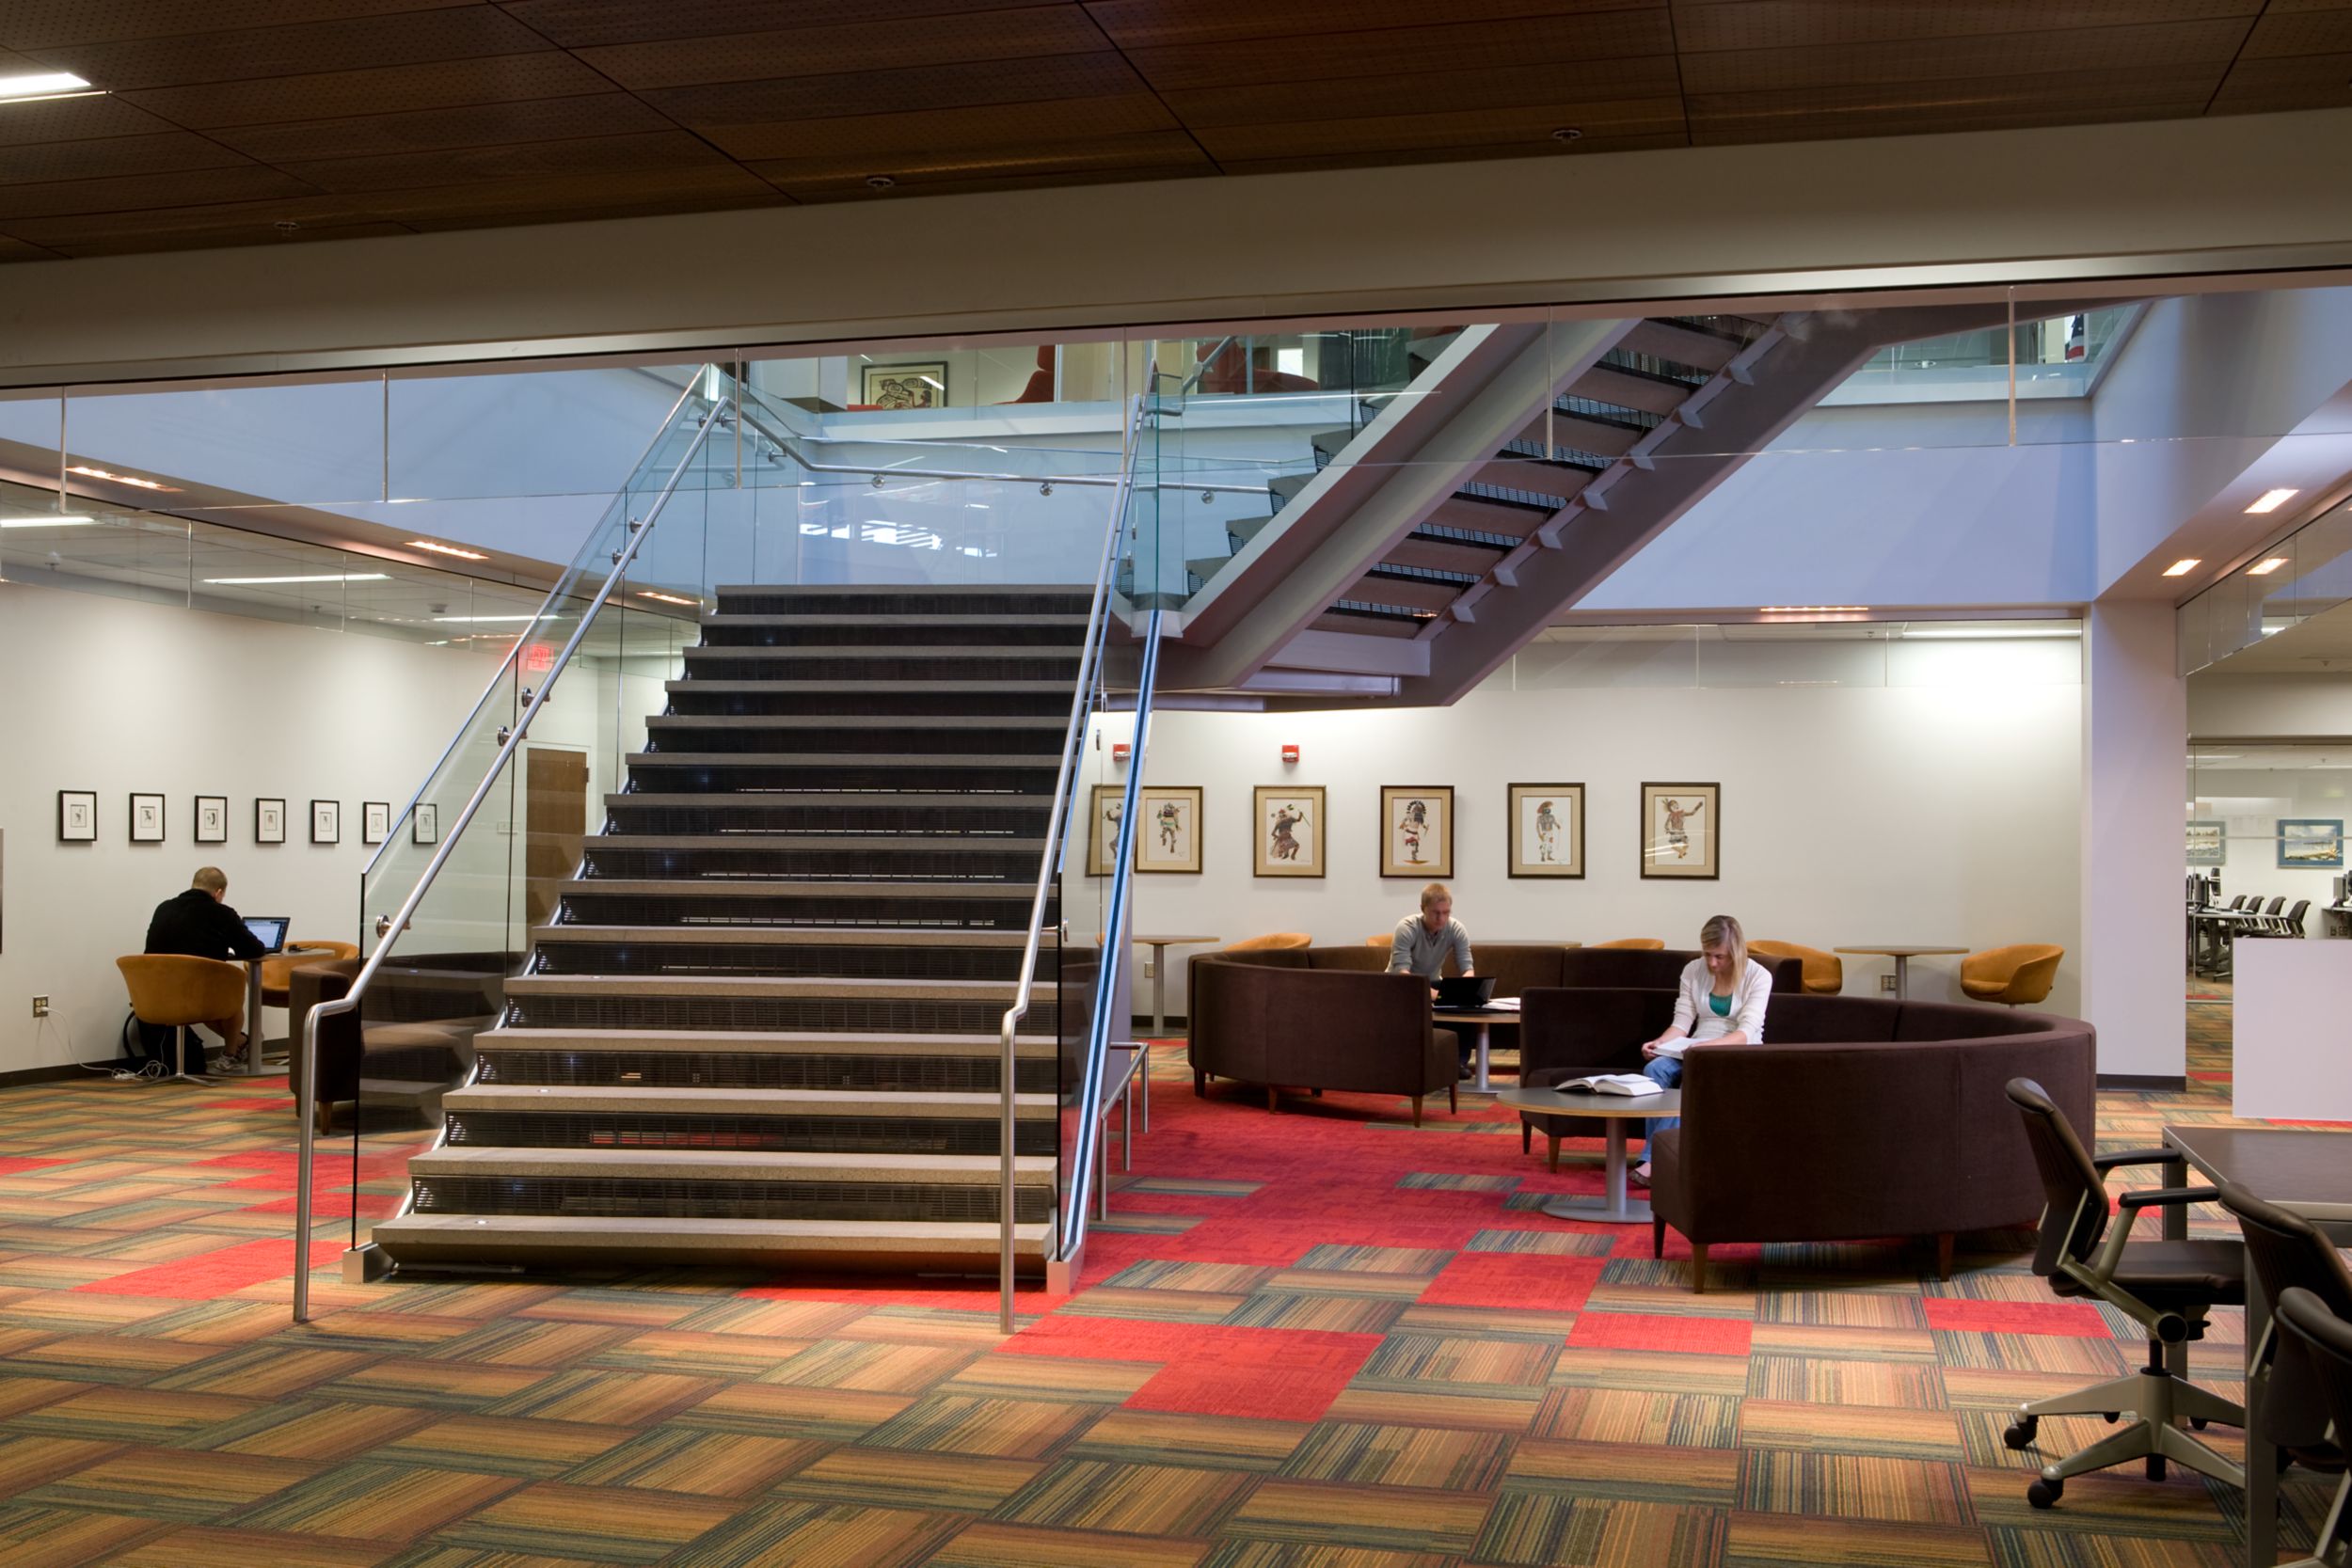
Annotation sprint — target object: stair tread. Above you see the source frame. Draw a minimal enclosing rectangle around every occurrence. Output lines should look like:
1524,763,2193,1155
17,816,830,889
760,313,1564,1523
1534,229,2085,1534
606,792,1049,809
557,878,1032,896
682,646,1081,658
373,1213,1054,1245
475,1027,1059,1054
647,715,1065,730
585,835,1046,852
701,614,1089,627
666,681,1073,693
628,753,1059,767
530,926,1043,946
416,1142,1058,1175
506,974,1040,999
445,1084,1054,1114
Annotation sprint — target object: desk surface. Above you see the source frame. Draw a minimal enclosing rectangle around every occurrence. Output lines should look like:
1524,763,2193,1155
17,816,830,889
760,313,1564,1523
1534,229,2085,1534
1434,1006,1520,1024
1834,944,1968,958
1497,1085,1679,1118
2164,1125,2352,1222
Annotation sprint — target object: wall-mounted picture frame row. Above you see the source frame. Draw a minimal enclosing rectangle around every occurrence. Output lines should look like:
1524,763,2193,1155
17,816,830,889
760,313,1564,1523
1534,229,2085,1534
1088,782,1724,881
56,792,438,848
2185,817,2348,870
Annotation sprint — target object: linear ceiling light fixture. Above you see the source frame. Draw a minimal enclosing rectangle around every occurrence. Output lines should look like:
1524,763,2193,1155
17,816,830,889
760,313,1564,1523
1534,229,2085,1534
1758,605,1869,613
407,539,488,561
203,573,390,585
0,71,95,103
2247,558,2290,576
66,464,181,493
1900,626,2082,640
0,515,95,527
2246,488,2300,514
2163,559,2201,577
433,614,559,623
637,590,697,607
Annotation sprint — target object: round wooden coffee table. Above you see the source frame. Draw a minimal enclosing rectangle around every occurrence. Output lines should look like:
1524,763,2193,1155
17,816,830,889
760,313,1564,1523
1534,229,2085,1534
1495,1084,1680,1223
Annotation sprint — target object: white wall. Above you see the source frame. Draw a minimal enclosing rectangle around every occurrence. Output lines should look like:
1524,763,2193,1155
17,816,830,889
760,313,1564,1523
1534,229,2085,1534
0,580,501,1075
1099,645,2084,1024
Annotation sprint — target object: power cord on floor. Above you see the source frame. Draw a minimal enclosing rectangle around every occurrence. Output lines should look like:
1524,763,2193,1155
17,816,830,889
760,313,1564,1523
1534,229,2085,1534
62,1008,163,1080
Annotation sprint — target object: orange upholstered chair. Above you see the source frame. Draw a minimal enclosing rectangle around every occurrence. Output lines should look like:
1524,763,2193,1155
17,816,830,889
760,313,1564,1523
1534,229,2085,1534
1962,945,2063,1006
1366,935,1392,948
1748,940,1844,995
1224,933,1311,952
260,941,360,1008
117,955,247,1083
1593,938,1665,951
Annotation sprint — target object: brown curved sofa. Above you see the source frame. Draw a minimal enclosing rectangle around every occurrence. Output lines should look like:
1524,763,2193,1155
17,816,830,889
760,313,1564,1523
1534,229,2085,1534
1188,946,1472,1123
1518,988,2096,1289
289,958,499,1132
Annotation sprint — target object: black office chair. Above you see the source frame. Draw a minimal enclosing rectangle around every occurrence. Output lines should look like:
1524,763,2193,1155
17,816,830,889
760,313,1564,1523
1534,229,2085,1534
2219,1183,2352,1479
2229,895,2249,911
2265,895,2288,932
2276,1289,2352,1568
2284,898,2312,937
2002,1079,2246,1507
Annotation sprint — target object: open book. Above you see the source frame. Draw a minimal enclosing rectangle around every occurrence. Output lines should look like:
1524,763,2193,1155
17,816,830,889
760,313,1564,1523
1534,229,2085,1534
1553,1073,1663,1097
1646,1038,1688,1059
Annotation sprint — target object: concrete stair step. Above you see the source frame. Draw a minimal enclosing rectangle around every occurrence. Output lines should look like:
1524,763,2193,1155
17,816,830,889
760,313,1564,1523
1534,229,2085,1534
443,1085,1056,1119
473,1026,1059,1057
370,1213,1055,1267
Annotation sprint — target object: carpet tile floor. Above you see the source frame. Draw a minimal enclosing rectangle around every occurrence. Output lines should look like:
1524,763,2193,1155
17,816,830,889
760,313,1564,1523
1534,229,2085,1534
0,987,2336,1566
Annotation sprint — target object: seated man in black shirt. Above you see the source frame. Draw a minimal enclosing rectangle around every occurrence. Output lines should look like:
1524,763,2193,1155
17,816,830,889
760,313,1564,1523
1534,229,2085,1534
142,866,266,1069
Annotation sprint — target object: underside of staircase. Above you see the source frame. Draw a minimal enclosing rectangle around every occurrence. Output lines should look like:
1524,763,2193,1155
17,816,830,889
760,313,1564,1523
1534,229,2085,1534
372,584,1087,1275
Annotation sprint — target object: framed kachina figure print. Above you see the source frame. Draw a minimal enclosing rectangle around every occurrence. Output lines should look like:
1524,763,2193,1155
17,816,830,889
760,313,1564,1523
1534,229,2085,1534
1508,784,1583,878
57,790,97,843
363,800,391,846
1642,782,1719,879
1380,785,1452,878
1255,785,1324,878
129,793,165,844
310,800,340,846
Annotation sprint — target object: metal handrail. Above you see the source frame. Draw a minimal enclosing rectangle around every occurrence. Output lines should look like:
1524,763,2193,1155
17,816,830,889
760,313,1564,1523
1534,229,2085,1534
293,396,731,1323
356,372,711,887
993,383,1154,1334
1180,335,1241,395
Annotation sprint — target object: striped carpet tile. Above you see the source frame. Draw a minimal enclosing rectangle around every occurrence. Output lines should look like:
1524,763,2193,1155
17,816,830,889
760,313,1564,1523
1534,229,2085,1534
662,1499,958,1568
1276,1421,1513,1490
20,1447,320,1523
1962,1467,2240,1541
477,1369,720,1427
1738,1451,1976,1525
761,1338,977,1392
1395,1173,1518,1191
1503,1437,1742,1504
0,1506,163,1568
1389,1302,1581,1340
222,1460,524,1543
1551,1347,1752,1396
1979,1523,2242,1567
671,1381,911,1440
945,1350,1161,1403
430,1481,737,1564
1220,1479,1491,1555
934,1520,1216,1567
557,1428,822,1497
371,1415,636,1478
1723,1511,1993,1567
1460,1227,1617,1256
771,1447,1043,1512
1223,1292,1409,1334
1755,1291,1931,1329
313,1359,545,1411
1067,1410,1309,1471
1738,1400,1965,1461
858,1391,1101,1458
1744,1355,1949,1408
584,1328,813,1379
105,1524,391,1567
1931,1333,2132,1376
1291,1245,1452,1276
992,1458,1259,1536
1473,1492,1727,1568
1197,1541,1451,1568
1355,1332,1559,1390
8,1384,259,1440
1749,1322,1941,1363
1318,1386,1543,1434
1261,1268,1438,1301
1531,1386,1741,1447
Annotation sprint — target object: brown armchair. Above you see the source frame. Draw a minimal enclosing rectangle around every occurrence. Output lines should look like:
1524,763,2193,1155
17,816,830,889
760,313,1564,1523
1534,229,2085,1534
1748,940,1843,995
1962,944,2063,1006
1188,951,1458,1124
288,959,492,1133
260,940,361,1008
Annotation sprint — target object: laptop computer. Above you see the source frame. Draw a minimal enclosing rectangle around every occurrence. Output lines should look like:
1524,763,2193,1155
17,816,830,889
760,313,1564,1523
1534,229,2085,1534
1433,975,1497,1010
243,916,290,955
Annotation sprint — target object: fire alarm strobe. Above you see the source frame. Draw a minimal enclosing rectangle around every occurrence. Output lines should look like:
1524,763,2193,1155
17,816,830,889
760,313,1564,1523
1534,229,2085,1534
1280,744,1300,764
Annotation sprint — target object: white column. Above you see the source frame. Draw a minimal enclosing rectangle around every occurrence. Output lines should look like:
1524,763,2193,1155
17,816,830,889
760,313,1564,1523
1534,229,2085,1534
2079,601,2187,1081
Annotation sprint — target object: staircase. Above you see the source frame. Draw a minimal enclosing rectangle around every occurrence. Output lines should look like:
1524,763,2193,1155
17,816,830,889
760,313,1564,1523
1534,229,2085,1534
372,583,1088,1275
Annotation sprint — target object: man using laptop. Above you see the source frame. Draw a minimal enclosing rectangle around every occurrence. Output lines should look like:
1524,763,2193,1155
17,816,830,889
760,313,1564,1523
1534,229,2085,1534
142,866,268,1069
1388,882,1478,1079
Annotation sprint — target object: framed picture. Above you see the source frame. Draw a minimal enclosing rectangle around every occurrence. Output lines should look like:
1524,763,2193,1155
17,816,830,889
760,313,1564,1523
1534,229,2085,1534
256,798,286,845
1508,784,1584,878
129,792,165,844
1641,782,1720,879
2278,817,2344,870
1379,785,1453,879
362,800,391,846
1089,784,1202,875
413,801,439,846
310,800,340,846
57,789,97,843
1253,785,1325,878
194,795,228,845
2185,819,2225,866
861,361,947,410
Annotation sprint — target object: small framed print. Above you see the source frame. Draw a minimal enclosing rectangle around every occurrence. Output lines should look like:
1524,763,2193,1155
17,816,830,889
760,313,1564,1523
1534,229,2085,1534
2278,817,2344,870
194,795,228,845
310,800,341,846
413,801,439,846
2185,819,2225,866
129,792,165,844
1508,784,1583,878
1254,785,1324,878
1642,782,1720,879
1089,784,1201,875
861,360,947,409
256,798,286,845
57,790,97,843
1380,785,1453,879
362,800,391,846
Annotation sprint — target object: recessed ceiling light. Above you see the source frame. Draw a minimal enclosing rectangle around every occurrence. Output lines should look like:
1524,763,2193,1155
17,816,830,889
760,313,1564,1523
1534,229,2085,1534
66,464,180,493
0,71,93,103
637,590,697,607
0,514,94,527
1759,605,1868,613
865,174,897,189
407,538,488,561
203,573,390,585
2163,559,2201,576
2247,557,2290,576
433,614,561,624
1550,127,1582,142
2246,488,2300,514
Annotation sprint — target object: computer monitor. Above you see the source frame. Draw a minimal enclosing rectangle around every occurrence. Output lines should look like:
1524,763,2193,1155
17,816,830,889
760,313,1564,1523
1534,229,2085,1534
243,916,290,955
2335,876,2346,906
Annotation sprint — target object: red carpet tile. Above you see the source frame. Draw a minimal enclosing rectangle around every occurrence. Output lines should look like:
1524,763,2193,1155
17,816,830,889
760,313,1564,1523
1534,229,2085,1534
0,1155,68,1174
1568,1311,1755,1356
1123,1360,1362,1421
1920,1297,2112,1337
1418,1251,1604,1309
72,1238,345,1298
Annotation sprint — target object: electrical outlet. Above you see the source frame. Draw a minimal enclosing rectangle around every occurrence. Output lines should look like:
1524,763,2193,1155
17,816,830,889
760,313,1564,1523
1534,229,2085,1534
1879,974,1897,993
31,996,50,1018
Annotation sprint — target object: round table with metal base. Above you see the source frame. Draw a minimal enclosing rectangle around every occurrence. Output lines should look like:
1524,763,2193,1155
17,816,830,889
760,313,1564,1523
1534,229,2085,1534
1132,935,1220,1037
1833,944,1967,1000
1495,1084,1681,1224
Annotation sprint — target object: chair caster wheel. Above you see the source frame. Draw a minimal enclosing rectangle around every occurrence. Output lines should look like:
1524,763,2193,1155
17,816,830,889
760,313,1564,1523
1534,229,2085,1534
2147,1455,2166,1482
2102,1412,2120,1423
2189,1417,2209,1431
2027,1478,2063,1510
2003,1418,2038,1450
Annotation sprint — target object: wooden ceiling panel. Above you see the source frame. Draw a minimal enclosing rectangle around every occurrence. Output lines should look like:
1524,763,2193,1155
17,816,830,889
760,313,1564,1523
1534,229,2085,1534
14,211,407,258
0,93,189,149
1222,131,1691,177
1683,17,2253,93
209,94,672,164
118,52,613,129
0,164,316,222
1670,0,2262,52
645,52,1149,126
746,129,1211,188
2211,48,2352,108
356,164,785,223
2242,1,2352,54
784,163,1206,204
1691,68,2229,124
0,2,482,52
1168,56,1683,129
0,130,249,185
1198,98,1688,160
576,8,1110,91
280,129,733,196
29,9,558,93
698,93,1178,163
1127,11,1675,92
0,234,63,259
1085,0,1664,50
500,0,1046,50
